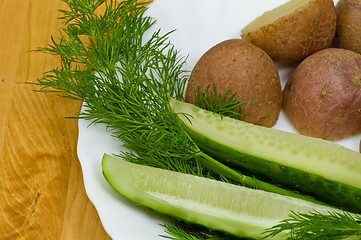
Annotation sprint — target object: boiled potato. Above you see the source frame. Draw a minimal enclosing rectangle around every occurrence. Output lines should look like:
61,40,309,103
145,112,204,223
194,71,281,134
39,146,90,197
241,0,336,63
185,39,282,127
282,48,361,140
333,0,361,55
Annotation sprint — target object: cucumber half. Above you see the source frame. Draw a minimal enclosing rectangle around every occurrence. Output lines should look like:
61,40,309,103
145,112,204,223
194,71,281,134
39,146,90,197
102,153,343,239
169,98,361,213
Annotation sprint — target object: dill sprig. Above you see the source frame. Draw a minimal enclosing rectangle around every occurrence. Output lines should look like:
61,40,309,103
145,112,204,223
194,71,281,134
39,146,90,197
194,84,247,120
34,0,199,173
160,220,242,240
264,210,361,240
161,221,212,240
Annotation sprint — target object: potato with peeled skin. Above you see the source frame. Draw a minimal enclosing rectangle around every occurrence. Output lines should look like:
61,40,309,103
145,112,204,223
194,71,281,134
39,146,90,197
241,0,336,63
282,48,361,141
333,0,361,55
185,39,282,128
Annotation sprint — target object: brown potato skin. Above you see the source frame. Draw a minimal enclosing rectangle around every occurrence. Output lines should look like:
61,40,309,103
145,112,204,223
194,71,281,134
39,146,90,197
185,39,282,127
242,0,336,63
282,48,361,140
333,0,361,55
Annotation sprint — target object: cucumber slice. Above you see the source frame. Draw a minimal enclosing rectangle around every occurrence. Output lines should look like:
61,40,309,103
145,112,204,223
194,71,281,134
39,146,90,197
102,153,343,239
169,98,361,213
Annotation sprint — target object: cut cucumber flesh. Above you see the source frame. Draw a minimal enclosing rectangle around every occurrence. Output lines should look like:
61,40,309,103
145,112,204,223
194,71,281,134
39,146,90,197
102,153,343,240
169,99,361,213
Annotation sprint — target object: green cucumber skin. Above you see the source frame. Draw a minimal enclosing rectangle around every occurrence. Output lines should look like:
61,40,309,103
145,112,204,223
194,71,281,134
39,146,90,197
187,126,361,213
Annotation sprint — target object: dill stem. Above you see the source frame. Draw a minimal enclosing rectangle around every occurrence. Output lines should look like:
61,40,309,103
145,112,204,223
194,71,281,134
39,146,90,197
196,151,324,205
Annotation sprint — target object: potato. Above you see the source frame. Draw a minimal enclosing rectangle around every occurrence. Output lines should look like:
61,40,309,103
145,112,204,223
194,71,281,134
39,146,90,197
282,48,361,140
332,0,361,55
185,39,282,127
241,0,336,63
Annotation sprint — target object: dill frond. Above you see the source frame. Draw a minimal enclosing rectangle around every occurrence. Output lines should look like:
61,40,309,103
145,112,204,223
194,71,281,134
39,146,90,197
194,84,248,120
264,210,361,240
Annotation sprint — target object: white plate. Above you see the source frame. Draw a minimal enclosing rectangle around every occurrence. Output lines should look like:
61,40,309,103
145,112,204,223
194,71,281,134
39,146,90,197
77,0,358,239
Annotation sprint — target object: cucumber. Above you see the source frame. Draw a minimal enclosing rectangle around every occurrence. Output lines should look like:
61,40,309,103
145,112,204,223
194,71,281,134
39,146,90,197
169,98,361,213
102,153,344,240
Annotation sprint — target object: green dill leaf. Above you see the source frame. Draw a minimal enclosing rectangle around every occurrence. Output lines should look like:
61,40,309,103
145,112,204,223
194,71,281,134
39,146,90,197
194,84,248,120
263,210,361,240
34,0,200,173
160,220,244,240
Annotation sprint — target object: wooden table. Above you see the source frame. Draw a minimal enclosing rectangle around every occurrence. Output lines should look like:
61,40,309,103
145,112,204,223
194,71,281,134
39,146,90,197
0,1,111,239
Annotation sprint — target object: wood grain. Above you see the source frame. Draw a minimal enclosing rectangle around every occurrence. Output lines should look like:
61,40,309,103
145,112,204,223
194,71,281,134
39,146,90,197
0,0,111,239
